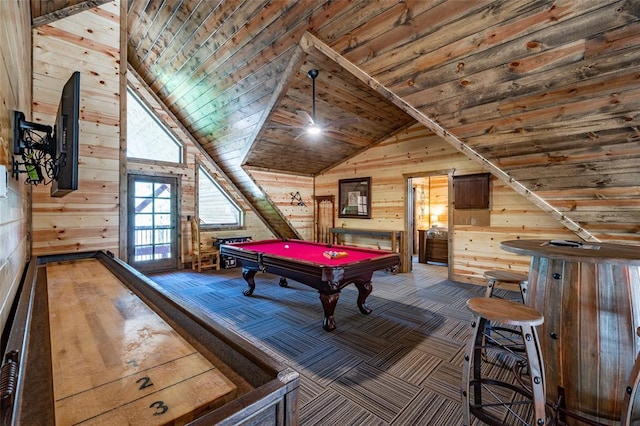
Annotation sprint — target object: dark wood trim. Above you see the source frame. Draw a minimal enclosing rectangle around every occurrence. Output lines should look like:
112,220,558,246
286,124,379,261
31,0,112,27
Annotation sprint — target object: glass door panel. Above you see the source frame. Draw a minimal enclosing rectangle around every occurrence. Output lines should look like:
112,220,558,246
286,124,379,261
128,175,178,272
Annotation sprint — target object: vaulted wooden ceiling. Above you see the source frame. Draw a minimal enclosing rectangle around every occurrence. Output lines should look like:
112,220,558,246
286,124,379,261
33,0,640,242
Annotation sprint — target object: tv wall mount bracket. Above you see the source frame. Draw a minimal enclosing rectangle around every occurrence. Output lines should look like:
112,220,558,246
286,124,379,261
12,111,64,185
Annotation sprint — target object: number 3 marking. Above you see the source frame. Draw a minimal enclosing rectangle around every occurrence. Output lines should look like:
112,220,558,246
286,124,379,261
150,400,169,416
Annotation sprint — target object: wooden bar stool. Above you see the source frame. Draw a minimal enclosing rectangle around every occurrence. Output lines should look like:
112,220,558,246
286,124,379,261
484,270,529,303
462,297,547,426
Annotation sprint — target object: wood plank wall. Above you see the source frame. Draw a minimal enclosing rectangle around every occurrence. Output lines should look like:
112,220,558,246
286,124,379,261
127,70,275,265
31,1,121,256
248,170,314,241
0,0,31,335
315,124,578,284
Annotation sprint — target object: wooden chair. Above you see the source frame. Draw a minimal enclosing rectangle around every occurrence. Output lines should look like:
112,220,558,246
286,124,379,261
191,218,220,272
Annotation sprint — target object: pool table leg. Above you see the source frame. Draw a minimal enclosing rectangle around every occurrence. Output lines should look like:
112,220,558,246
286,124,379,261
354,280,373,315
242,268,257,296
319,292,340,331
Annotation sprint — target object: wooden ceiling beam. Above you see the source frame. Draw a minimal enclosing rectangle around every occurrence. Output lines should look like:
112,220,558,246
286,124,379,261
31,0,112,27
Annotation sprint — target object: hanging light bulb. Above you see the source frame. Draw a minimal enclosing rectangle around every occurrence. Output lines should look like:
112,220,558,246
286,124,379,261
307,124,321,135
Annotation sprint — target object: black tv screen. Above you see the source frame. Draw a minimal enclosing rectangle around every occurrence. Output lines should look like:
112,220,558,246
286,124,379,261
51,71,80,197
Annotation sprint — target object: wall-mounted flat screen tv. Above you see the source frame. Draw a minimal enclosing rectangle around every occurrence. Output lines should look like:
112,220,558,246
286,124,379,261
50,71,80,197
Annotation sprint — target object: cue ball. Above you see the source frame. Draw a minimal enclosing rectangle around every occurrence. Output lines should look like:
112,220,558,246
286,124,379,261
284,244,289,249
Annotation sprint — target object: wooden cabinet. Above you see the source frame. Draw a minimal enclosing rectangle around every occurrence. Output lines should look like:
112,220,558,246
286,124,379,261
454,173,490,209
426,238,448,264
419,228,448,264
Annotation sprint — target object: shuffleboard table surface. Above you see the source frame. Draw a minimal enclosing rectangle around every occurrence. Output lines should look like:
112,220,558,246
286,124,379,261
46,258,237,425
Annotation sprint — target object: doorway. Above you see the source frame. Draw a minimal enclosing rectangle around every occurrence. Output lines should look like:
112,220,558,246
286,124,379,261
127,174,179,273
409,174,450,268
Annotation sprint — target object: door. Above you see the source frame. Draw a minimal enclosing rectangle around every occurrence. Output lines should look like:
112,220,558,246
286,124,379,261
127,174,179,273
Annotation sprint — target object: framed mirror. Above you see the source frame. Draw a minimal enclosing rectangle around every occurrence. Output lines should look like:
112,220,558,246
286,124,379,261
338,177,371,219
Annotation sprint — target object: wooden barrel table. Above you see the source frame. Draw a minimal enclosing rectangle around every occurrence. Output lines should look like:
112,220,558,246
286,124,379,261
500,239,640,425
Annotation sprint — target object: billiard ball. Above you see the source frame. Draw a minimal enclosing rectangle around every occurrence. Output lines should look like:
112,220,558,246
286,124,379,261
284,244,289,249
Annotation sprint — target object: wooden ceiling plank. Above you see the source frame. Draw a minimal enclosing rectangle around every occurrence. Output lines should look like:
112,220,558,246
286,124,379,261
450,86,640,144
142,0,252,90
184,51,295,125
126,0,151,38
136,0,212,72
328,1,438,54
508,159,640,181
131,0,186,65
442,48,639,123
403,2,639,109
172,0,345,114
279,61,410,119
300,31,599,242
300,64,412,124
138,0,207,69
520,172,640,191
338,0,489,67
312,0,398,42
155,0,271,96
178,44,289,116
403,0,610,91
188,88,274,138
452,66,640,128
536,186,640,201
478,129,639,160
127,0,166,54
187,71,280,127
164,0,323,108
549,199,640,210
358,0,559,78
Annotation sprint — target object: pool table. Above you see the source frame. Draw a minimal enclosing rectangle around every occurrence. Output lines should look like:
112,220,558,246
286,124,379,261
220,239,400,331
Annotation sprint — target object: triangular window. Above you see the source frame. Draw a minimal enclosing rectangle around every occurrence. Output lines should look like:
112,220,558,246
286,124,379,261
198,166,243,228
127,88,183,163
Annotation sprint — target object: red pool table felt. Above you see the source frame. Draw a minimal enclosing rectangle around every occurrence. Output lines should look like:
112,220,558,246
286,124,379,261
233,240,387,265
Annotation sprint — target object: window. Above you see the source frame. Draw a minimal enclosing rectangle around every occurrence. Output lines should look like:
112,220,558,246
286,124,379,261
127,88,183,163
198,166,243,228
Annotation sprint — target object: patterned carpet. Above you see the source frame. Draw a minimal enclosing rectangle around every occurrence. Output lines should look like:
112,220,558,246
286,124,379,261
149,260,524,425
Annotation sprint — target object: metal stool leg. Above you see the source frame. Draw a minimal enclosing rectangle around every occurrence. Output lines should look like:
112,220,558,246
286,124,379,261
519,280,529,304
485,278,496,298
462,314,487,426
521,324,546,425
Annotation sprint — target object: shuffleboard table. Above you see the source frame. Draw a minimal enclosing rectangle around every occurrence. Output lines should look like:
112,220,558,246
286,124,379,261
219,239,400,331
1,251,299,425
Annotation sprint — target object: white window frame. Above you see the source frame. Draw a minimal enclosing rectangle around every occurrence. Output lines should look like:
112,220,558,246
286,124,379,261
198,165,244,230
126,87,184,164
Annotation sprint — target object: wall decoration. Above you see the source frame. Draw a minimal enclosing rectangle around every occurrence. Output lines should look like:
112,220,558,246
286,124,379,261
290,191,306,206
338,177,371,219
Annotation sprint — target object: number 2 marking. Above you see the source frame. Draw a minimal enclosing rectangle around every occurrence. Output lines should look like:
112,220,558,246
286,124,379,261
136,376,153,390
150,400,169,416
